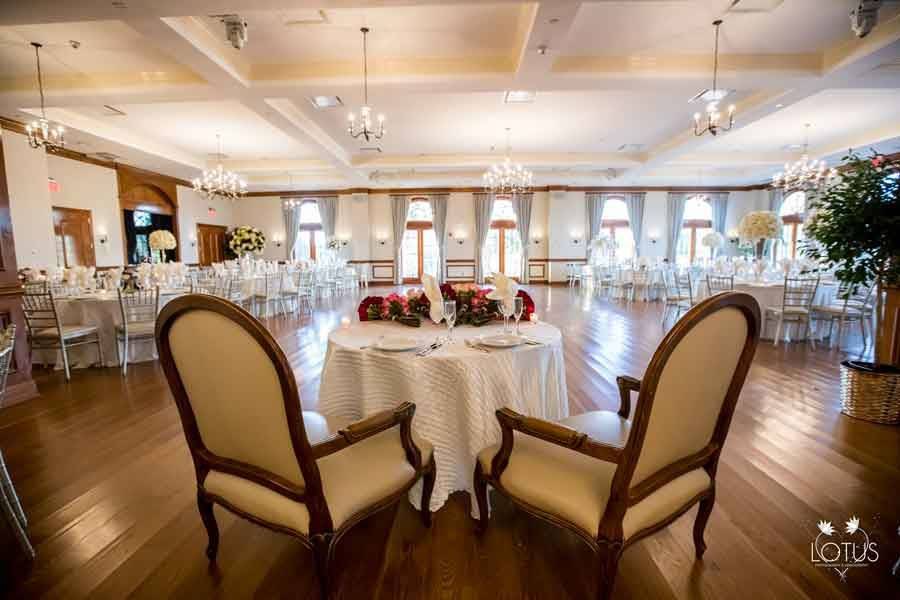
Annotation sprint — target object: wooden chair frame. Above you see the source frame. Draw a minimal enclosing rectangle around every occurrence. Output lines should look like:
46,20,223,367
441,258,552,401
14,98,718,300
474,292,760,599
156,294,436,599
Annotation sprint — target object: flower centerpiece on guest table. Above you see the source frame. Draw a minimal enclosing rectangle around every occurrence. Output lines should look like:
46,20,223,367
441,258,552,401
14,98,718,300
228,226,266,258
701,231,725,258
148,229,177,263
358,282,535,327
737,211,780,260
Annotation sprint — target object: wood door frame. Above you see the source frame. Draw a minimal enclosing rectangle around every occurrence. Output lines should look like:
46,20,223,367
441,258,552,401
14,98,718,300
196,223,227,266
781,214,803,259
601,219,630,259
681,219,713,263
117,164,180,263
52,206,96,268
402,221,433,284
488,220,520,278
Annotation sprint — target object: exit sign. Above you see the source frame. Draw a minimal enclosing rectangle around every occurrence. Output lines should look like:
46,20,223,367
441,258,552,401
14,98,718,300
208,207,217,217
48,178,60,193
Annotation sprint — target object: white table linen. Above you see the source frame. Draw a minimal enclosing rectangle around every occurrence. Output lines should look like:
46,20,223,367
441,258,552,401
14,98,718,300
317,320,568,517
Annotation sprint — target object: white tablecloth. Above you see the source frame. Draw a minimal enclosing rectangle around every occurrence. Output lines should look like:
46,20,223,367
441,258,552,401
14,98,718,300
318,320,568,516
33,289,186,369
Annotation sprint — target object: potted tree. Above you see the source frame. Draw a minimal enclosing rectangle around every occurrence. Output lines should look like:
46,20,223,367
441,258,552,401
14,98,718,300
803,151,900,425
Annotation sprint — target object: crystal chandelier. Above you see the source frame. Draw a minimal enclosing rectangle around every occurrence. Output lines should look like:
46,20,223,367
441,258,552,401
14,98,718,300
347,27,385,142
25,42,65,152
693,20,735,137
192,134,247,201
772,124,838,190
483,128,533,195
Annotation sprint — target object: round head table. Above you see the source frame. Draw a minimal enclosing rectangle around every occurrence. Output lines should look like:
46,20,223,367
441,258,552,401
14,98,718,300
317,319,569,516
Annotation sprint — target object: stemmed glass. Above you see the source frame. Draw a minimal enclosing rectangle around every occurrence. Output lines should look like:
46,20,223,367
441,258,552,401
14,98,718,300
501,297,515,333
513,297,524,336
442,300,457,343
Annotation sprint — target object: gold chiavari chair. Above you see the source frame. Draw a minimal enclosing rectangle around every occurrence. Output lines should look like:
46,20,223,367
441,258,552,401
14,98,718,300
763,276,820,346
116,287,160,376
23,288,103,381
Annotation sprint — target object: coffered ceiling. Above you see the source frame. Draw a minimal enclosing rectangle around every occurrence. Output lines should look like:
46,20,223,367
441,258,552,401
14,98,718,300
1,0,899,191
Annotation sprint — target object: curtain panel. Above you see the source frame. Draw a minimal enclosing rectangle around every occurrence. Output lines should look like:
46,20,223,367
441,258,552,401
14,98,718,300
390,195,410,285
623,192,645,257
430,194,449,284
473,192,495,284
769,188,784,215
585,192,608,242
316,196,338,240
513,192,533,283
666,193,688,263
281,200,302,261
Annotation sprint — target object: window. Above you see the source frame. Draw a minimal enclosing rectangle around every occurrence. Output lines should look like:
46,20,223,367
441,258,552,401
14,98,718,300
124,209,174,264
483,198,522,279
401,200,438,282
677,195,713,265
777,191,806,260
298,202,321,224
599,198,634,261
133,210,152,227
292,200,325,261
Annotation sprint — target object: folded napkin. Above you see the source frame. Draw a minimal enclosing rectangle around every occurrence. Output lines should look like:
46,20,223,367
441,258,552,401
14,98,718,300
421,274,444,323
486,272,518,308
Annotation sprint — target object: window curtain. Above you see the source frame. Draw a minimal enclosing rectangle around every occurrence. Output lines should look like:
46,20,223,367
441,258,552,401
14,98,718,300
513,192,533,283
429,193,449,283
708,192,729,234
666,193,688,262
585,192,608,241
769,188,784,215
473,192,494,284
282,200,302,261
623,192,645,256
390,195,409,285
316,196,338,240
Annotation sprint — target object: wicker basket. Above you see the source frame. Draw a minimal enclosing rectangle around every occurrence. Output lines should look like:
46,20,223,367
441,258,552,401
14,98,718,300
840,361,900,425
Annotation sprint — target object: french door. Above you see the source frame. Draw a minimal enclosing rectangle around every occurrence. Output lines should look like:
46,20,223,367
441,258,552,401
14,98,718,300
483,225,522,279
402,227,438,283
296,229,325,261
196,223,227,266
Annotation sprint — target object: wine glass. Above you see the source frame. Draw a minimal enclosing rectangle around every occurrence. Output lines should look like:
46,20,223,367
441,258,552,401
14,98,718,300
501,297,515,333
443,300,457,343
513,296,524,336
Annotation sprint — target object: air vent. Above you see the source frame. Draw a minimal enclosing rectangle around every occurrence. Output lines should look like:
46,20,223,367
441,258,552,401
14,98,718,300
726,0,784,14
359,146,382,153
504,90,535,104
87,152,120,162
101,105,126,116
617,143,644,153
283,9,329,26
207,152,229,160
782,143,804,152
308,95,343,109
689,89,731,104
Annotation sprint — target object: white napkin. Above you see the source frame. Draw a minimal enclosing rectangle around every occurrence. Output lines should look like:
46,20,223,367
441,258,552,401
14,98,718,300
421,274,444,324
486,272,518,308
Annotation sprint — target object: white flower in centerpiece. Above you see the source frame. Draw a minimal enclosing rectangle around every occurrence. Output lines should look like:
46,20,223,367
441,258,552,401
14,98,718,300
148,229,177,251
737,210,781,243
701,231,725,249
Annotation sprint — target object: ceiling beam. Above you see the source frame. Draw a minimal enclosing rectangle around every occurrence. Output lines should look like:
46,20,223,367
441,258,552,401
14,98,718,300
512,2,582,83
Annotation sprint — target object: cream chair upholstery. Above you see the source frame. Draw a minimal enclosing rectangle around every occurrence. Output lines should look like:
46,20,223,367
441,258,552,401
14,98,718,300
475,292,760,600
156,294,436,599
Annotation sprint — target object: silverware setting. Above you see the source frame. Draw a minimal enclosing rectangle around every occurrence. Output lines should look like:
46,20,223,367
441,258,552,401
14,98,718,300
464,339,490,353
416,340,443,357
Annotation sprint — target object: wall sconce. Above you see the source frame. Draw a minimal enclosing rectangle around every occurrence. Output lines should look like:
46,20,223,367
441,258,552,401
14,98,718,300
97,234,109,246
532,235,542,245
648,229,660,245
376,237,387,246
571,233,582,245
727,229,740,245
273,234,284,248
649,237,658,245
189,235,197,248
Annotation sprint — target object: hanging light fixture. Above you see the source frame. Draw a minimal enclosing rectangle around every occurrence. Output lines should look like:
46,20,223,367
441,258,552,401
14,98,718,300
483,128,533,195
693,20,735,137
772,124,838,190
347,27,385,142
25,42,65,152
192,134,247,201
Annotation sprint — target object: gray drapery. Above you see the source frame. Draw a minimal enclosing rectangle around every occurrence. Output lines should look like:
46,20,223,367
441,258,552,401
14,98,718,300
390,195,409,284
666,193,688,262
473,192,494,284
281,200,302,261
769,188,784,215
623,192,645,256
429,194,449,283
316,196,338,240
708,192,729,234
513,192,533,283
585,192,608,241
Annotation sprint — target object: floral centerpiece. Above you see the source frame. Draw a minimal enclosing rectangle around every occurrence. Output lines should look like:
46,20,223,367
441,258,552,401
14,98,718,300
701,231,724,255
358,283,535,327
228,226,266,257
148,229,177,263
737,210,780,259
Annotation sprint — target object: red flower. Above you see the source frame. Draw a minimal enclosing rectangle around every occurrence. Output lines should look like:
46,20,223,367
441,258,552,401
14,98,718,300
440,283,457,300
872,156,885,168
358,296,383,321
517,290,536,321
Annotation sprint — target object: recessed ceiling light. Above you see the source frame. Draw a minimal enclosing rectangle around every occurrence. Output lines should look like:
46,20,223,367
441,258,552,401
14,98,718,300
359,146,382,153
536,45,548,55
308,95,343,109
548,17,560,24
775,103,784,108
504,90,535,104
617,143,644,153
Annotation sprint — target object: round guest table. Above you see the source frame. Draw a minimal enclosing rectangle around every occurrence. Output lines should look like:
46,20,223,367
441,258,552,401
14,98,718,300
317,320,568,517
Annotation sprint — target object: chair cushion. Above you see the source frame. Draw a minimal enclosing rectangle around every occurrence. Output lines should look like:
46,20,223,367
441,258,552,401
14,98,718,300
202,420,432,535
33,324,98,340
115,321,156,336
478,410,710,539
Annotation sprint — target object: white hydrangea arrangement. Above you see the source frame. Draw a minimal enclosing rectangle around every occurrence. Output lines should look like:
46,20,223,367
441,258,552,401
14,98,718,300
701,231,725,249
229,225,266,256
737,211,780,243
148,229,177,251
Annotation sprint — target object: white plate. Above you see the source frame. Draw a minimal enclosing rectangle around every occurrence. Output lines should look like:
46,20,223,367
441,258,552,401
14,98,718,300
478,334,526,348
373,336,421,352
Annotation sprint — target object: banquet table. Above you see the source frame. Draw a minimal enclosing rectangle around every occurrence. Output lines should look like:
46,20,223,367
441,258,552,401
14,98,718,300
317,320,568,517
32,288,188,369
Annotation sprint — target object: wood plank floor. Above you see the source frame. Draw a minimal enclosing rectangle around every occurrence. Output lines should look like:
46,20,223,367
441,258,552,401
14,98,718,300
1,285,898,599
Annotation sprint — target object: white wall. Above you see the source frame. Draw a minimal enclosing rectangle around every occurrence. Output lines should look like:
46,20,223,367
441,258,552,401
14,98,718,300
176,186,235,264
231,196,288,261
2,131,55,268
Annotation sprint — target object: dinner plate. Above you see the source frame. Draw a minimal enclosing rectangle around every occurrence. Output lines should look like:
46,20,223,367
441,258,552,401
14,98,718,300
478,334,526,348
373,336,421,352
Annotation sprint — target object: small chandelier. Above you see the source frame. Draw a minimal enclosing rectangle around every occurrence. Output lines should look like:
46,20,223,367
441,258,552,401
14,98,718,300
693,20,735,137
772,124,838,190
192,134,247,201
483,128,533,195
25,42,65,152
347,27,385,142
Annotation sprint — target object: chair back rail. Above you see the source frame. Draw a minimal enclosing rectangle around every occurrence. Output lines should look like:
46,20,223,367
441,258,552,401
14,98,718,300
706,275,734,294
22,289,65,335
781,276,819,311
118,287,160,328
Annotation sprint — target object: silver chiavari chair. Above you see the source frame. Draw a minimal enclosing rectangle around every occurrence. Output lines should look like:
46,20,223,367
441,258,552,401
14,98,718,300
706,274,735,295
631,268,652,302
253,272,284,318
763,276,820,347
23,288,103,381
661,270,695,326
116,287,160,376
283,269,314,315
812,281,873,349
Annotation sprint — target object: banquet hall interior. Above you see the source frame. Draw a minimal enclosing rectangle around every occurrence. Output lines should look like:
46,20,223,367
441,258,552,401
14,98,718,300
0,1,899,598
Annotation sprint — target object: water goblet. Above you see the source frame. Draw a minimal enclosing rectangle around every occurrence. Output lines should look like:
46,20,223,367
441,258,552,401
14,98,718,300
501,297,515,333
513,296,524,336
443,300,457,343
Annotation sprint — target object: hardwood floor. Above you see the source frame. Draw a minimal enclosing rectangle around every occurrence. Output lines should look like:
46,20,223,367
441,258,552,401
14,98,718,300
1,285,898,599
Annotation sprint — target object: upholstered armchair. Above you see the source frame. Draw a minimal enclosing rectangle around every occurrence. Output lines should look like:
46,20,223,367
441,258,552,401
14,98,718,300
156,294,436,599
474,292,760,599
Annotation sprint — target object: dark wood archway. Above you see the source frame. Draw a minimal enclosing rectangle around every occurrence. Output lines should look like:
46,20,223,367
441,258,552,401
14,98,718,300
116,165,181,262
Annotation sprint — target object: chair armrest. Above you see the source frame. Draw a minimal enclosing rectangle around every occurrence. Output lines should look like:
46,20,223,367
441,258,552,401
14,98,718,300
490,408,623,479
310,402,422,469
615,375,641,419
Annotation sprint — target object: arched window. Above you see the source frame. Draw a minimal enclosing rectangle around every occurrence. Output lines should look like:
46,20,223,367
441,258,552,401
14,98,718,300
599,198,634,261
483,198,522,279
677,195,714,265
293,200,325,261
402,199,438,282
777,191,806,260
